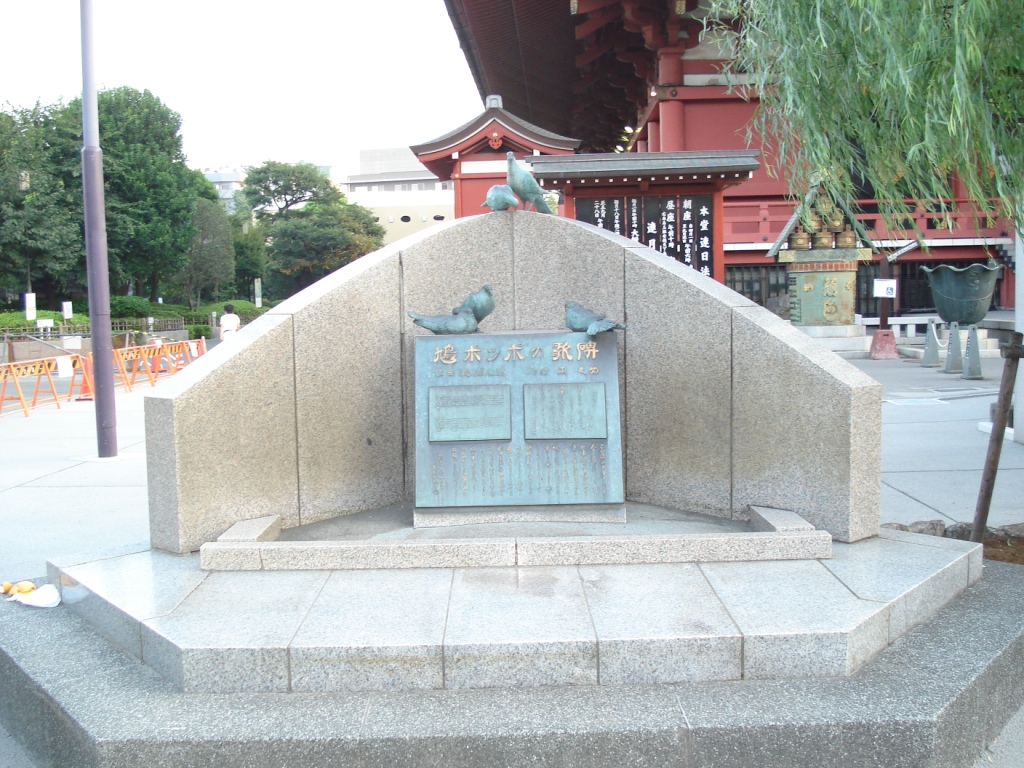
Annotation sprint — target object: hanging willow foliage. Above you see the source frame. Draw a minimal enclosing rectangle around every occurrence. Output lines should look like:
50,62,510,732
705,0,1024,232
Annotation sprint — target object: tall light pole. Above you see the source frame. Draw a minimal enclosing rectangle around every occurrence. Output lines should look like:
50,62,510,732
80,0,117,457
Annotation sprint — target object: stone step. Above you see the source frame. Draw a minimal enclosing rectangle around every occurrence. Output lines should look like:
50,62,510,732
200,504,831,571
199,505,831,573
200,530,833,571
48,528,981,695
4,561,1024,768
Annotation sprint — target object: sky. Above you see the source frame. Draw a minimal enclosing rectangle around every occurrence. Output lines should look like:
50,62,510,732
1,0,485,181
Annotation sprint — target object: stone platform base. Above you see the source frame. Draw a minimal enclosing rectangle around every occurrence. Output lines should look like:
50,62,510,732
414,503,627,528
199,503,831,571
46,524,979,695
3,560,1022,768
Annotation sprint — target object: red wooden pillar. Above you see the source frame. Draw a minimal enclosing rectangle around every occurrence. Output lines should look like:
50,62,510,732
657,49,686,152
562,183,576,219
453,177,465,218
648,122,661,152
712,187,726,283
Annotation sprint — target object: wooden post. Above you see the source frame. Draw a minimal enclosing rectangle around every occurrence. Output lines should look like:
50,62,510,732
972,332,1024,542
878,255,891,331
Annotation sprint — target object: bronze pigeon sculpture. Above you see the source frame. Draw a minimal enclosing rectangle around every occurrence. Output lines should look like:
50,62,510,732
506,151,552,214
565,301,626,336
409,307,478,335
481,184,519,212
452,285,495,322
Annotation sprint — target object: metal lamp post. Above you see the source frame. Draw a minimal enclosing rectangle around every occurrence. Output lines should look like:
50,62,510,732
80,0,117,457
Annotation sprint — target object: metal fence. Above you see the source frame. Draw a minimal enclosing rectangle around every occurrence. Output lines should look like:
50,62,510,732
0,318,184,336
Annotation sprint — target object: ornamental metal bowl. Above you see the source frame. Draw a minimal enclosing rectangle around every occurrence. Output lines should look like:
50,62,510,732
920,263,1002,325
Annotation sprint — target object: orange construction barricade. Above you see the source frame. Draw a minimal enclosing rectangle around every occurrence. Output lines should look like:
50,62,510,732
0,358,62,417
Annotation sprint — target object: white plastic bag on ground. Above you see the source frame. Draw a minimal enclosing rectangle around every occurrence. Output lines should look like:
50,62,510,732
6,584,61,608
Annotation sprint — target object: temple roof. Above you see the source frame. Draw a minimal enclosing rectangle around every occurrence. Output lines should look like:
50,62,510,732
443,1,711,152
410,99,580,180
443,1,578,136
529,150,760,183
410,106,580,157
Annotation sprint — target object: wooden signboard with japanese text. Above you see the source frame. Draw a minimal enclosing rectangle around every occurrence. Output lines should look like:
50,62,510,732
576,195,714,278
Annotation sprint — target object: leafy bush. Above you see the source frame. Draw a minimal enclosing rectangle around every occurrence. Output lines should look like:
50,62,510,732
104,296,191,319
0,310,90,329
107,296,153,318
196,299,269,323
148,302,191,319
186,324,211,340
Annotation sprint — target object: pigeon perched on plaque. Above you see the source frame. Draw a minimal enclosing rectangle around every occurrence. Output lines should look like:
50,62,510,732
452,285,495,322
481,184,519,212
506,152,552,213
564,301,626,336
408,306,478,335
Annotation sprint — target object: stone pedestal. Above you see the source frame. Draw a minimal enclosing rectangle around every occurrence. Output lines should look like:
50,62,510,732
869,330,900,360
780,248,871,327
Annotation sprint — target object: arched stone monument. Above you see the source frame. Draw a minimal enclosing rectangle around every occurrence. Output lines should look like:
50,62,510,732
145,212,881,553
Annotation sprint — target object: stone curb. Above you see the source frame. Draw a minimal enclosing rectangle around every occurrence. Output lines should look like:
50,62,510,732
199,530,833,571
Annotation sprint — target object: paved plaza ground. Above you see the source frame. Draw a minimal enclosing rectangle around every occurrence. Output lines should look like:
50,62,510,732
1,349,1022,766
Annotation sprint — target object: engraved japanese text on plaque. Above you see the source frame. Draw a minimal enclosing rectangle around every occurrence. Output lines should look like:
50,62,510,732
428,385,511,442
523,383,607,440
414,331,623,508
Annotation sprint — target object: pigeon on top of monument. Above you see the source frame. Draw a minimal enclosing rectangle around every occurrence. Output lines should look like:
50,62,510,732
408,307,479,335
452,285,496,322
481,184,520,212
564,302,626,337
506,151,552,214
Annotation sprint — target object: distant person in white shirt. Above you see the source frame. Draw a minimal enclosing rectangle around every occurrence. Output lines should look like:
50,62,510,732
219,304,241,339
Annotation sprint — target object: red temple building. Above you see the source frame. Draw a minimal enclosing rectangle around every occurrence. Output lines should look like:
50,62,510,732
427,0,1016,313
410,95,580,219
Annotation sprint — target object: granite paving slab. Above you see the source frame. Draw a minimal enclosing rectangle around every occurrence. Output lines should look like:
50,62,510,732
55,550,207,658
290,569,453,692
579,563,742,684
824,530,977,641
46,529,982,694
699,559,891,678
883,468,1024,527
443,566,597,689
141,570,329,692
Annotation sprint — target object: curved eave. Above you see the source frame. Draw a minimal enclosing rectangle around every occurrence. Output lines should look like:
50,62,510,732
443,0,577,135
412,111,580,181
530,150,760,186
410,110,580,157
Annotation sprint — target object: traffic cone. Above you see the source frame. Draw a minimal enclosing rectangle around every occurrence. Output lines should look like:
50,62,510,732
75,356,94,401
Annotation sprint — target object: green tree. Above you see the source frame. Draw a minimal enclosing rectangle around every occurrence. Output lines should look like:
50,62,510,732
0,105,81,306
240,162,384,295
48,87,218,301
231,211,268,302
177,197,235,310
241,161,340,218
707,0,1024,230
